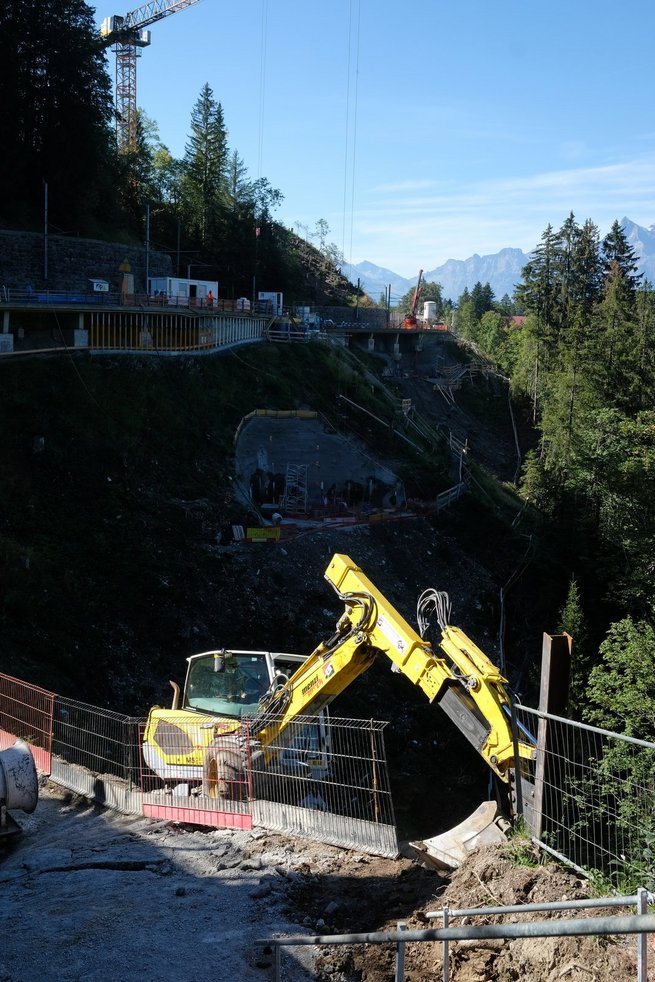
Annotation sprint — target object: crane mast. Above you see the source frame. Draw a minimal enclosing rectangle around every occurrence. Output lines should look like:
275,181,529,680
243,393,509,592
100,0,201,150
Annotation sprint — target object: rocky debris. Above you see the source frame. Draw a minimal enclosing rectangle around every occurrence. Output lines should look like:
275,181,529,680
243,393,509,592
5,790,644,982
293,843,647,981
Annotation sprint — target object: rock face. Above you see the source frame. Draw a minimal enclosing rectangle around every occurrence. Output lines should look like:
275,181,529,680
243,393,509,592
0,229,172,293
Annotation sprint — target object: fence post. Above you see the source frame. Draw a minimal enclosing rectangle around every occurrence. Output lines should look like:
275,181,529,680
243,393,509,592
442,907,450,982
395,921,406,981
532,633,572,837
637,888,648,982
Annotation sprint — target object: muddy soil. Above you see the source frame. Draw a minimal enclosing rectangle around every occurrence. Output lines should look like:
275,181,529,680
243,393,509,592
284,841,650,981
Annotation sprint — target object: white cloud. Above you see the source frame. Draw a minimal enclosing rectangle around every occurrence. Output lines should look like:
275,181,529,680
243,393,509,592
347,153,655,274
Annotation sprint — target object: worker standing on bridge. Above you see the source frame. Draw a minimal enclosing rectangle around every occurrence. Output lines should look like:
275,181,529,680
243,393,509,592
206,290,214,309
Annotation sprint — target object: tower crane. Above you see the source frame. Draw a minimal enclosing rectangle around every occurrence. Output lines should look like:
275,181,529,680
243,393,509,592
100,0,202,151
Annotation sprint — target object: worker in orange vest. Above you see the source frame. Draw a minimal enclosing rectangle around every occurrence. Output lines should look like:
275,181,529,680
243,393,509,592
206,290,215,309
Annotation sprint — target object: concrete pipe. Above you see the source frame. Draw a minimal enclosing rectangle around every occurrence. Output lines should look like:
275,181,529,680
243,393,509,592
0,740,39,814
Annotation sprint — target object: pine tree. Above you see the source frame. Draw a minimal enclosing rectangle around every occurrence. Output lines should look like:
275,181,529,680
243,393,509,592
515,224,562,420
557,577,590,712
182,84,229,246
0,0,116,232
557,218,603,461
602,220,642,305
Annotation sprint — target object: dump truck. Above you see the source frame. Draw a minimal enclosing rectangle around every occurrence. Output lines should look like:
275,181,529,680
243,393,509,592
143,553,536,860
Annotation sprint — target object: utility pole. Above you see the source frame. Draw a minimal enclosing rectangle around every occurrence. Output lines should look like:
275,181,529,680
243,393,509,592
144,204,150,294
43,180,49,282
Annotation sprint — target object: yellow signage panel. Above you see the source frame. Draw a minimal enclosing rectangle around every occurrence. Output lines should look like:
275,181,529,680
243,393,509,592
246,527,281,541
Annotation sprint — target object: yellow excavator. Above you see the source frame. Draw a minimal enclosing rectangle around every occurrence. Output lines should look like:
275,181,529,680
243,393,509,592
143,553,536,863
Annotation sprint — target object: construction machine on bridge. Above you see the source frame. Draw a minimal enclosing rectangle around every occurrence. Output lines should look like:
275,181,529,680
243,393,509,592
144,553,535,863
403,269,424,328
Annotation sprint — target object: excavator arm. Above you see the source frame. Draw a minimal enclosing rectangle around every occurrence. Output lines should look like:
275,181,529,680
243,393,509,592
144,553,535,862
252,554,534,784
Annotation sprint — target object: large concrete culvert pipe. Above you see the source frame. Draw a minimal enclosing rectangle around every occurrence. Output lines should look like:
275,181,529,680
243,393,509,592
0,739,39,838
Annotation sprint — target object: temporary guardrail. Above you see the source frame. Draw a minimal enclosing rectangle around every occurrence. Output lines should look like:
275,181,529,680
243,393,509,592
0,673,397,856
259,891,654,982
0,288,276,314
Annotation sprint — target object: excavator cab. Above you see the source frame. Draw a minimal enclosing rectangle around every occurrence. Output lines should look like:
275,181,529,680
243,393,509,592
185,652,270,718
142,649,331,788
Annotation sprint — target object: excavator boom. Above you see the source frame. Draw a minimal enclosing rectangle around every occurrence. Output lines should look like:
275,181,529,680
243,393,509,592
143,552,535,864
253,554,534,785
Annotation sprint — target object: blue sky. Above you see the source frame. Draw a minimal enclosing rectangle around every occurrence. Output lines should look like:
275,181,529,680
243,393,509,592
98,0,655,277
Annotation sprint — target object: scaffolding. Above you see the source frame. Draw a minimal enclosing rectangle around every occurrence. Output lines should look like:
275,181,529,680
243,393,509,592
280,463,309,514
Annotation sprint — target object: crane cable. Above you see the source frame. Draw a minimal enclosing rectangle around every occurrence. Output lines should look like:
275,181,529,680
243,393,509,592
347,0,361,269
256,0,268,180
341,0,361,266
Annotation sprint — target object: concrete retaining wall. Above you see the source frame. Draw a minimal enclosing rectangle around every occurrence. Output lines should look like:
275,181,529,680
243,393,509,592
0,229,172,294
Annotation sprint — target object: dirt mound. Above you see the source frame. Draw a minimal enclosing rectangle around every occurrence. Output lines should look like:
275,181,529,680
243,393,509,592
281,842,647,981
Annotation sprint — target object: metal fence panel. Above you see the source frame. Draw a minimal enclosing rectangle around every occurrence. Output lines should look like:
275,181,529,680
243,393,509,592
515,704,655,888
0,673,55,773
1,674,397,855
51,696,144,814
139,711,397,854
250,715,397,857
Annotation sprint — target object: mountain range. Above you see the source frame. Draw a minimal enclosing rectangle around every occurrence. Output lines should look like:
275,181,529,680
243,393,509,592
344,217,655,304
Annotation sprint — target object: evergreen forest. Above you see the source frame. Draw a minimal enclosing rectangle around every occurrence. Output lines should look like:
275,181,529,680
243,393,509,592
452,214,655,749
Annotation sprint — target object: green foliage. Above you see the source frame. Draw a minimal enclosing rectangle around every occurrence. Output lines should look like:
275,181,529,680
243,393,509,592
182,84,229,246
558,578,586,644
0,0,116,232
506,212,655,620
583,863,648,898
558,578,590,712
585,618,655,740
518,450,555,513
573,617,655,890
398,279,445,319
503,819,545,867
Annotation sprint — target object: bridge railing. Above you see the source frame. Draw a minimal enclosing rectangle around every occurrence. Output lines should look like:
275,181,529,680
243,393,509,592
0,287,277,314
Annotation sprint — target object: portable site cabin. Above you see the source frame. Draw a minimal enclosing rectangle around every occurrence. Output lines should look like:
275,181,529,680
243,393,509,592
148,276,218,303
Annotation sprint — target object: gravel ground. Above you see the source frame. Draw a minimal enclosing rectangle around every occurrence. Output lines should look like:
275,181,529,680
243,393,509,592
1,783,322,982
4,782,650,982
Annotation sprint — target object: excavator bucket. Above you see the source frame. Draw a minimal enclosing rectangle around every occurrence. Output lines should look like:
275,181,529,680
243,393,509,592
409,800,510,871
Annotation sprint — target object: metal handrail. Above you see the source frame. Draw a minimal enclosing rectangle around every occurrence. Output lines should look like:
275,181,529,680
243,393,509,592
258,890,654,982
0,288,276,315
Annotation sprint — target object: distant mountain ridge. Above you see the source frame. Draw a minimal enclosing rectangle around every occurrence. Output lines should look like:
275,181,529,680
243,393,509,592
345,217,655,304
